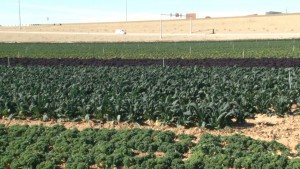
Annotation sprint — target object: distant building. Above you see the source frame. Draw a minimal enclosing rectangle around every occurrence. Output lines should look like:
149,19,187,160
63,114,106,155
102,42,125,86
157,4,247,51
266,11,282,15
186,13,196,20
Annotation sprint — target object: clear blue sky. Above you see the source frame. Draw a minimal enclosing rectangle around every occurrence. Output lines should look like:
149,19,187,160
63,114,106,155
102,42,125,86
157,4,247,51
0,0,299,26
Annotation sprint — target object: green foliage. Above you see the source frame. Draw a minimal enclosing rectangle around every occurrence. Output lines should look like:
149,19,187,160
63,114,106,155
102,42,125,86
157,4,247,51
185,134,291,169
1,66,299,128
1,39,300,59
287,159,300,169
36,161,56,169
294,143,300,156
1,125,300,168
65,162,89,169
0,125,194,168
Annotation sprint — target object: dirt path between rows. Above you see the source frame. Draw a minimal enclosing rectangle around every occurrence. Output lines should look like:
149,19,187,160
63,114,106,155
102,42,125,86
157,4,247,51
1,114,300,153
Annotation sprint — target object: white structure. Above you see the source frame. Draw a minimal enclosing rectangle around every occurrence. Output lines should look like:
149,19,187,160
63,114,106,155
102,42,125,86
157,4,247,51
115,29,127,34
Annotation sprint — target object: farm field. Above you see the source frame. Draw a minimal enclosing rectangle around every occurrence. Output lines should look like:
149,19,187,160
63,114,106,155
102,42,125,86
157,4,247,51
1,124,300,168
1,66,300,128
1,60,300,168
1,38,300,168
1,5,300,168
1,39,300,59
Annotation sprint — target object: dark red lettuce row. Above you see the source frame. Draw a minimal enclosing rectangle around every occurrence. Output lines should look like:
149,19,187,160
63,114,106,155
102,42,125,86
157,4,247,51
1,58,300,67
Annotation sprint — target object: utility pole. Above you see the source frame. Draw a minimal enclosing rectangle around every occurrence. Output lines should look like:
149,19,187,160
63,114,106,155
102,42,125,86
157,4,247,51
126,0,128,22
19,0,21,30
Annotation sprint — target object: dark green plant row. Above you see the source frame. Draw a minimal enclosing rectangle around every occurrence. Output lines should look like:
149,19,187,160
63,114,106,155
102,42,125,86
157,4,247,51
187,133,300,169
0,124,299,168
1,66,299,128
0,39,300,59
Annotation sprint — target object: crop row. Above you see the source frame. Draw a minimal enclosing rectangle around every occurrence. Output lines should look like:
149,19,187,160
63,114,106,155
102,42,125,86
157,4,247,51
1,125,299,168
2,58,300,67
0,39,300,59
1,66,299,128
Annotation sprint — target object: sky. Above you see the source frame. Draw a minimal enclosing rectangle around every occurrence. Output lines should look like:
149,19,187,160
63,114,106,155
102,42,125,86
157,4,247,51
0,0,299,26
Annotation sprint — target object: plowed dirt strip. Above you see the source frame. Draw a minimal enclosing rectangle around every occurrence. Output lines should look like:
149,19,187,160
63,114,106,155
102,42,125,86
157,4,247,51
1,114,300,153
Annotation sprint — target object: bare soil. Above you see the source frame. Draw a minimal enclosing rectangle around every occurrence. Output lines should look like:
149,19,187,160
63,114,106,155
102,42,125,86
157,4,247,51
1,13,300,42
1,114,300,153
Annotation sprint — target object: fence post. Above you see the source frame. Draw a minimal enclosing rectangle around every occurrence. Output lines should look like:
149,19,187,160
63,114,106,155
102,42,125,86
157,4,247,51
289,69,292,89
293,45,295,52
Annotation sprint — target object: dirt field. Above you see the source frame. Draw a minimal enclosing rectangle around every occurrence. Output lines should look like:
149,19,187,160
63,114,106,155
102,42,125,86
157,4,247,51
1,13,300,42
1,114,300,153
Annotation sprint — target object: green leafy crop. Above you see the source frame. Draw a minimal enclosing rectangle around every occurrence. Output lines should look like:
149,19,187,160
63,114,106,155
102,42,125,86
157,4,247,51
185,134,292,169
1,125,300,168
0,125,194,168
0,39,300,59
0,66,299,128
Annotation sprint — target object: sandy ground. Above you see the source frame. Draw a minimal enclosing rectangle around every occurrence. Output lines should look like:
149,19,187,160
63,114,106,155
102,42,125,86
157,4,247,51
1,31,300,43
1,13,300,42
1,114,300,154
